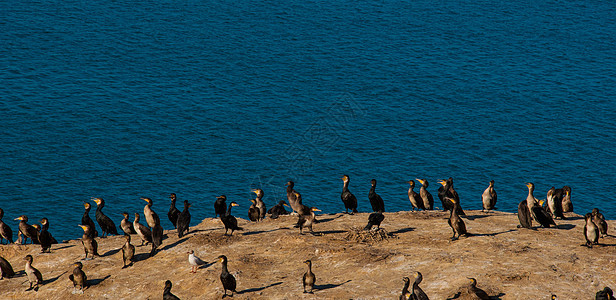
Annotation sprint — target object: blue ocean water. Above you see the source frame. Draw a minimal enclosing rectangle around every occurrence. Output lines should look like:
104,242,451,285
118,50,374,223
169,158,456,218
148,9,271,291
1,0,615,242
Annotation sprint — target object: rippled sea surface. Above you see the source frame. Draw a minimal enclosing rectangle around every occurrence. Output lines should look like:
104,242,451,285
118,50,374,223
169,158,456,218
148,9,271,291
2,0,615,241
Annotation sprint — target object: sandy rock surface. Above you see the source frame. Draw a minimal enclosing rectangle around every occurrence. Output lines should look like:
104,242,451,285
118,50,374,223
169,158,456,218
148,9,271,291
1,210,615,299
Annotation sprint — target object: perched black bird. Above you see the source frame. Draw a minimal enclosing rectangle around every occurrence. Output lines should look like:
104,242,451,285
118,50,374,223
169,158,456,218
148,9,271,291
150,223,163,257
120,212,136,235
531,200,557,228
447,198,467,241
176,200,191,238
407,181,425,211
69,261,87,293
79,225,100,260
121,234,135,269
15,215,39,244
438,179,465,215
253,189,267,221
584,213,599,248
267,201,290,219
0,208,13,244
411,271,429,300
24,255,43,291
341,175,358,214
0,256,15,279
592,208,608,237
248,199,259,222
81,202,99,238
596,287,615,300
164,280,181,300
302,260,316,294
38,218,57,253
92,198,118,237
214,195,227,218
218,255,237,298
416,179,434,210
368,179,385,213
168,193,181,229
221,202,242,236
364,212,385,231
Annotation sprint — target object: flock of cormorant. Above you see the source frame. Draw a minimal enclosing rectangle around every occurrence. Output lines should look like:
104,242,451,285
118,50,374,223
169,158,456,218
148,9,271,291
0,176,614,299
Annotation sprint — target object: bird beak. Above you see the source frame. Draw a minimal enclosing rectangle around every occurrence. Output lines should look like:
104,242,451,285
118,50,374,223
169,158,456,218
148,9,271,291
232,203,239,207
14,217,21,221
283,203,289,207
312,208,321,212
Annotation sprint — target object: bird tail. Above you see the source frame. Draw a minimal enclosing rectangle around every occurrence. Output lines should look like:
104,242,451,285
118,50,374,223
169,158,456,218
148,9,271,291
236,226,244,231
363,223,372,230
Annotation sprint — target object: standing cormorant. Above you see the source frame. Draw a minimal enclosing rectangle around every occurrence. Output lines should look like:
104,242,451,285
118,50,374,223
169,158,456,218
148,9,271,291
168,193,180,229
69,261,87,293
14,215,39,244
518,183,540,229
411,271,429,300
267,201,290,219
150,222,163,257
561,186,573,213
0,256,15,279
546,187,565,219
214,195,227,218
78,225,99,260
164,280,181,300
400,277,411,300
253,189,267,221
221,202,242,236
447,198,467,241
532,200,557,228
407,181,425,211
24,255,43,291
298,206,321,234
92,198,118,237
596,287,615,300
133,213,152,246
0,208,13,244
120,212,136,235
302,260,316,294
142,197,161,229
217,255,237,298
176,200,191,238
187,250,206,273
341,175,358,214
481,180,497,212
584,213,599,248
364,212,385,231
368,179,385,213
121,234,135,269
438,179,465,215
38,218,57,253
467,278,490,299
82,203,98,238
248,199,259,222
286,181,302,214
416,179,434,210
592,208,608,237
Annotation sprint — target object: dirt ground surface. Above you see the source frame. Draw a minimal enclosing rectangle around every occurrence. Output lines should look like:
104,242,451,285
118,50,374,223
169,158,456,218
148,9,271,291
1,209,615,299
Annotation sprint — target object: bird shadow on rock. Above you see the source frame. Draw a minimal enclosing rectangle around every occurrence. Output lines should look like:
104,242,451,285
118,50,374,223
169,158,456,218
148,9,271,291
390,227,414,234
242,228,283,236
315,280,351,291
43,271,68,285
11,270,27,278
102,248,121,257
87,275,111,287
134,252,151,263
471,229,515,237
238,281,283,294
554,224,576,230
463,214,492,221
490,292,506,299
53,244,75,251
314,215,343,224
447,292,505,300
315,230,346,235
160,237,188,251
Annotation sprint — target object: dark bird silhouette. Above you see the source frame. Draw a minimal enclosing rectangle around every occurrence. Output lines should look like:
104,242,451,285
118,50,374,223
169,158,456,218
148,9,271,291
286,181,302,214
168,193,181,229
121,234,135,269
0,208,13,244
253,189,267,221
368,179,385,212
142,197,161,229
438,179,465,215
221,202,242,236
341,175,358,214
92,198,118,237
133,212,152,246
267,201,290,219
584,213,599,248
24,255,43,291
38,218,57,253
364,212,385,230
447,198,467,241
218,255,237,298
400,277,411,300
592,208,608,237
81,202,98,238
0,256,15,279
120,212,136,235
407,181,425,211
78,225,99,259
176,200,191,238
561,186,573,213
531,200,557,228
164,280,181,300
546,186,565,219
416,179,434,210
69,261,87,293
411,271,429,300
214,195,227,218
302,260,316,294
248,199,259,222
15,215,39,244
596,287,615,300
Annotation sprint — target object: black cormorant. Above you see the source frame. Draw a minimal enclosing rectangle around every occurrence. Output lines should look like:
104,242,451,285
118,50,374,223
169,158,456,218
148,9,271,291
592,208,608,237
0,256,15,279
78,225,99,259
481,180,497,212
164,280,181,300
121,234,135,269
584,212,599,248
142,197,161,229
297,205,321,234
248,199,259,222
267,201,290,219
38,218,57,253
400,277,411,300
596,287,615,300
81,202,98,238
69,261,87,293
133,212,152,246
214,195,227,218
92,198,118,237
176,200,191,238
221,202,242,236
364,212,385,231
447,198,467,240
0,208,13,244
218,255,237,298
168,193,180,229
302,260,316,294
253,189,266,221
120,212,136,235
411,271,429,300
341,175,358,214
546,187,565,219
467,278,489,299
561,186,573,213
14,215,39,244
531,200,556,228
286,181,302,214
407,181,425,211
24,255,43,291
438,179,465,215
368,179,385,213
416,179,434,210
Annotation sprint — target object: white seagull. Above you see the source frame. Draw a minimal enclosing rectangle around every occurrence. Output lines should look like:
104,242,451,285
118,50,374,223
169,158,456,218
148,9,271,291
188,250,206,273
